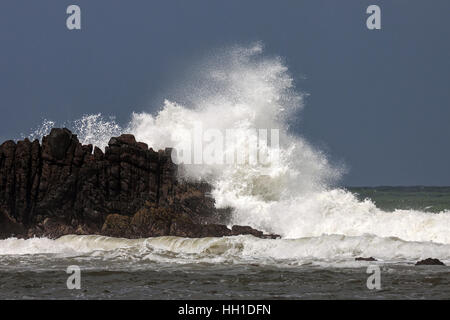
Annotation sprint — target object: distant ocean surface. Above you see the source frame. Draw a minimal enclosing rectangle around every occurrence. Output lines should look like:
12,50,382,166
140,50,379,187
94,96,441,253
349,186,450,213
1,187,449,300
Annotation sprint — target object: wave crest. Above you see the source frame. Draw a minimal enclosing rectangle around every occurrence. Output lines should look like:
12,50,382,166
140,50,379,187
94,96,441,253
23,44,450,245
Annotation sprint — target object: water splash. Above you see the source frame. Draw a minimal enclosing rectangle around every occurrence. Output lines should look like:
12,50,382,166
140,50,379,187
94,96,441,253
72,114,122,149
25,43,450,244
24,119,55,142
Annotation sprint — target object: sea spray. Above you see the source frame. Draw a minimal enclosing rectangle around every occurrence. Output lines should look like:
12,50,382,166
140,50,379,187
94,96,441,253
24,44,450,245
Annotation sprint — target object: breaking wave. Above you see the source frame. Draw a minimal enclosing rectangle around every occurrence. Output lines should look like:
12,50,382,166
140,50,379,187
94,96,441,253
23,43,450,256
1,235,450,266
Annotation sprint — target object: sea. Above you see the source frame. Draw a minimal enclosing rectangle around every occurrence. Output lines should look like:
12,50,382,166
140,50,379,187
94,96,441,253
2,44,449,299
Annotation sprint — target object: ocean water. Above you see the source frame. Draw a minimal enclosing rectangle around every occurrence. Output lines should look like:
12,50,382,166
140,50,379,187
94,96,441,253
4,44,449,299
1,226,449,299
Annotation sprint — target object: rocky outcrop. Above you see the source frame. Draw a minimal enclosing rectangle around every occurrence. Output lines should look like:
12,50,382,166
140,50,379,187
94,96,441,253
355,257,377,261
100,203,277,239
0,128,277,240
415,258,445,266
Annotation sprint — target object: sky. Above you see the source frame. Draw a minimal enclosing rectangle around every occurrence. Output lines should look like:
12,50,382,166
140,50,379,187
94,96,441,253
0,0,449,186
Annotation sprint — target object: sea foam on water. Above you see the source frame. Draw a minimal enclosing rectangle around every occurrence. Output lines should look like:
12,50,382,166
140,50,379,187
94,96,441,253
22,44,450,262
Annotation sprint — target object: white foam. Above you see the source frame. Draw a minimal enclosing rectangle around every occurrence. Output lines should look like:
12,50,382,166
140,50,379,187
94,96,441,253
24,43,450,247
1,235,449,267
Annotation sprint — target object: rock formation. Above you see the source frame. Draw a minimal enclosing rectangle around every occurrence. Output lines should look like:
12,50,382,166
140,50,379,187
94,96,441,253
415,258,445,266
355,257,377,261
0,128,277,239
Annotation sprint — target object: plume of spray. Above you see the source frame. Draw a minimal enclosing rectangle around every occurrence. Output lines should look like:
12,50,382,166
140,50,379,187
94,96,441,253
25,114,122,150
26,43,450,244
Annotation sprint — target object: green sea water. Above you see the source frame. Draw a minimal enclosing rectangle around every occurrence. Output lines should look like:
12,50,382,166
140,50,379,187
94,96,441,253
1,187,450,299
348,186,450,213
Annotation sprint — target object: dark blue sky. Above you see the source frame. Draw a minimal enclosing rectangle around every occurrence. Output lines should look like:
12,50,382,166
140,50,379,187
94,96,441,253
0,0,449,186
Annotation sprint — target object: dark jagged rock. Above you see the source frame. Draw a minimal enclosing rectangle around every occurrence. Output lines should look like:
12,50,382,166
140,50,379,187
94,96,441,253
0,209,26,237
231,225,280,239
415,258,445,266
0,128,276,240
101,214,132,238
101,204,278,239
355,257,377,261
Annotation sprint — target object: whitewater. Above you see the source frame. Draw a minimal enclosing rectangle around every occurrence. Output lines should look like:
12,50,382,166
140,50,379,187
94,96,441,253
4,43,450,267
